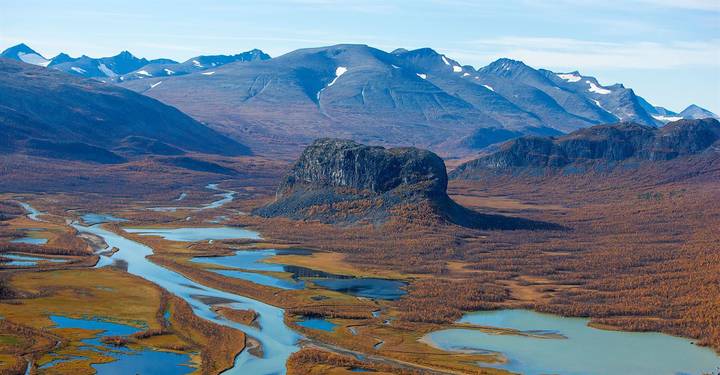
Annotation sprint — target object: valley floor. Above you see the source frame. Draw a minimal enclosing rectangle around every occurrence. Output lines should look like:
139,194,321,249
0,154,718,374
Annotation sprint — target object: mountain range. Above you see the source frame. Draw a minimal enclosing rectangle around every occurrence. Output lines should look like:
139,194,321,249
0,43,268,81
2,43,718,157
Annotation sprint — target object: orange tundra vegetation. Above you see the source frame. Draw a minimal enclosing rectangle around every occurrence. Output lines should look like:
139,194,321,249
236,155,720,352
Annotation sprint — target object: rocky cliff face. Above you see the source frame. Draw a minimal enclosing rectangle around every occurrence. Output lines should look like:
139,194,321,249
255,139,448,224
451,119,720,178
276,138,448,198
256,138,558,230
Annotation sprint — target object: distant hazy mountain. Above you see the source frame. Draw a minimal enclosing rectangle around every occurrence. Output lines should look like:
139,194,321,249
117,49,270,82
0,43,51,67
678,104,719,120
0,43,267,82
0,58,250,163
450,118,720,179
48,51,175,79
4,42,717,157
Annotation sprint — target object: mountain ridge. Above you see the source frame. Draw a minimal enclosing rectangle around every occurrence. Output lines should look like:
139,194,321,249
0,58,250,163
450,118,720,179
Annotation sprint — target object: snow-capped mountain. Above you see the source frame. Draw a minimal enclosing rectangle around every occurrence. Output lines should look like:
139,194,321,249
678,104,719,120
47,51,174,79
0,43,51,67
120,44,716,156
117,49,270,82
0,43,267,81
2,42,716,157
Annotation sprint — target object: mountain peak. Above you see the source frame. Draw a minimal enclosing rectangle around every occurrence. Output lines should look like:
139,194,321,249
679,104,719,119
2,43,40,56
394,47,440,57
112,50,141,61
484,57,530,71
1,43,50,67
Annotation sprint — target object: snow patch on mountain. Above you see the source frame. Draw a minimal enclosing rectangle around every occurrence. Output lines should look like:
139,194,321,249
416,73,427,79
150,81,163,89
587,81,611,95
593,99,613,114
192,60,202,67
137,70,151,77
70,67,86,74
652,114,683,122
483,84,494,92
441,56,450,66
201,71,216,75
164,68,175,75
98,63,117,77
18,52,50,67
453,65,462,73
316,66,349,102
557,73,582,82
327,66,347,87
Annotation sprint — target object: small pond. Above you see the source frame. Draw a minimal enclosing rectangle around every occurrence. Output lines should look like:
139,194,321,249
124,226,261,242
296,318,337,332
422,309,720,375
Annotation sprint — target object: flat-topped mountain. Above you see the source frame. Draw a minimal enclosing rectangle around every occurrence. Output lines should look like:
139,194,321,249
256,138,558,229
275,138,449,197
451,118,720,179
0,58,250,163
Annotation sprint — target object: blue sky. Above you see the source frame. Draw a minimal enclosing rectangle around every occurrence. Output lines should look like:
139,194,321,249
2,0,719,113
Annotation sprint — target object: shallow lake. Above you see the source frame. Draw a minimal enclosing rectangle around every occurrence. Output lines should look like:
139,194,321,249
192,249,306,290
423,309,720,375
312,278,406,300
81,213,128,225
48,315,193,374
10,237,47,245
124,226,261,242
192,249,407,299
2,253,65,267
